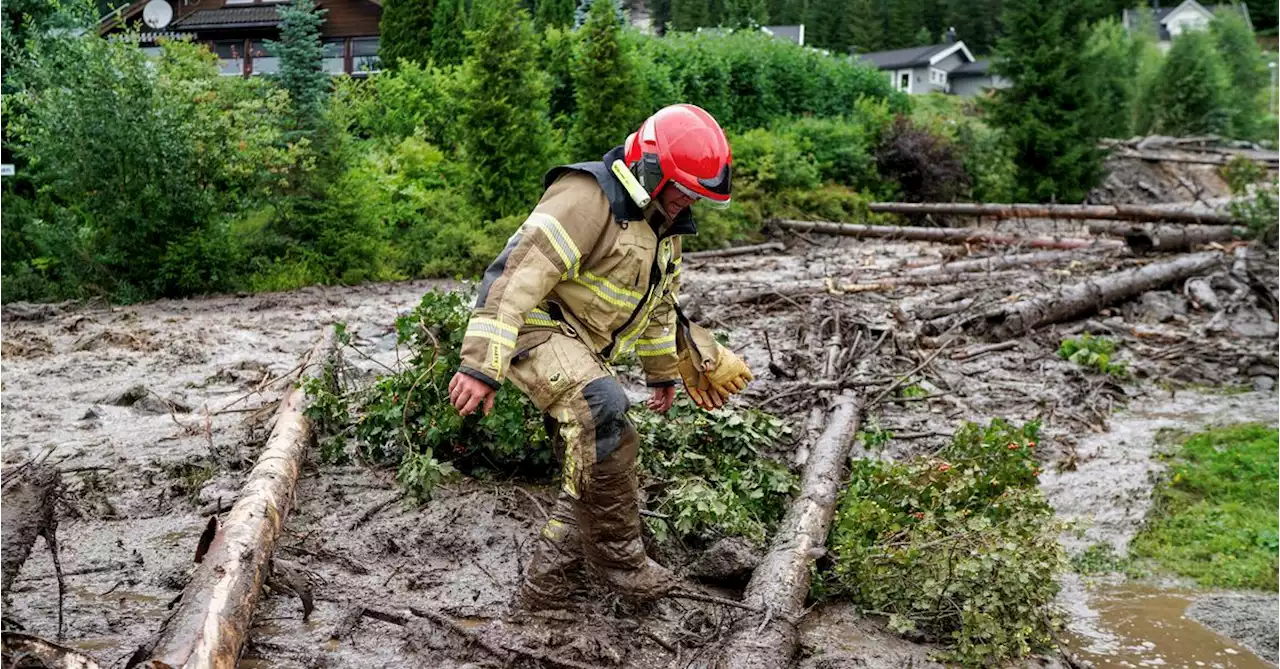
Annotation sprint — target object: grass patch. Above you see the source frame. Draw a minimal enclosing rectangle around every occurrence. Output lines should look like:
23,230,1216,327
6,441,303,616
1129,423,1279,590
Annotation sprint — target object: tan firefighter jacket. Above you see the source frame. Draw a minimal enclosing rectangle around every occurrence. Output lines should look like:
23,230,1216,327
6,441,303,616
458,147,692,390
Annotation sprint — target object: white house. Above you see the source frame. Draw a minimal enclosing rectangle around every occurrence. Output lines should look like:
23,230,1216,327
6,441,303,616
854,40,1009,98
1122,0,1254,52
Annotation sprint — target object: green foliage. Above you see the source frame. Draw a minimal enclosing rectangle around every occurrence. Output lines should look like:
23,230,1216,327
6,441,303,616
573,0,623,30
569,0,643,159
875,115,970,203
822,419,1067,667
987,0,1105,203
430,0,469,65
535,0,574,30
379,0,435,68
1130,424,1279,590
1210,10,1268,140
1083,19,1136,139
1058,334,1128,378
632,400,797,543
266,0,329,129
1149,30,1232,137
1071,541,1131,576
458,0,554,219
1223,156,1278,243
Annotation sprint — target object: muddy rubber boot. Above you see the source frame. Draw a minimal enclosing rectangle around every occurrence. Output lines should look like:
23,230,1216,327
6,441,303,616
515,492,587,611
577,433,680,602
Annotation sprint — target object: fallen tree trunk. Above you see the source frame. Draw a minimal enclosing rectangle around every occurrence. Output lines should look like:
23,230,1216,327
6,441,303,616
865,202,1238,226
713,391,863,669
900,250,1088,277
684,241,786,260
716,270,1022,304
774,219,1124,250
128,327,339,669
1,464,60,598
2,631,102,669
1084,222,1244,253
971,252,1223,340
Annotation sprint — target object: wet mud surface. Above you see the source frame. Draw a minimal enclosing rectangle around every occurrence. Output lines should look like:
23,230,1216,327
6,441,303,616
2,222,1277,667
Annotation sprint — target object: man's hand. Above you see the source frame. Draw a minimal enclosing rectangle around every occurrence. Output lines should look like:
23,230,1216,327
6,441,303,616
646,385,676,413
449,372,496,416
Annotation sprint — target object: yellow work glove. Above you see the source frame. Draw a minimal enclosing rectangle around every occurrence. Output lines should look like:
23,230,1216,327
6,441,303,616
675,319,752,411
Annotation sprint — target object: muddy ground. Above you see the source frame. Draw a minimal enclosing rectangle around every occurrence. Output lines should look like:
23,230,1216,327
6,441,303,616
2,208,1278,668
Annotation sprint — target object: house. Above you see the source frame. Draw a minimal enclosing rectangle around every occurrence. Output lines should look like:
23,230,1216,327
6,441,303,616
98,0,383,76
760,24,804,46
855,39,1009,97
1121,0,1253,52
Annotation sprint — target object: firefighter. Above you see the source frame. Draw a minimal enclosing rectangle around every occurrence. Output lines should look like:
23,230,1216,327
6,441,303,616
447,103,754,609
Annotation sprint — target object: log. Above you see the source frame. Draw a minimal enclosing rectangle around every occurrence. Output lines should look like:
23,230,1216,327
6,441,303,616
972,252,1223,339
900,250,1089,277
1084,221,1244,253
2,631,102,669
1,464,60,598
713,391,863,669
774,219,1125,250
128,327,339,669
864,202,1239,226
716,270,1023,304
684,241,787,260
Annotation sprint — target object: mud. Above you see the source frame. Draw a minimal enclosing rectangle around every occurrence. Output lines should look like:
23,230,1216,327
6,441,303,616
2,211,1277,667
1187,593,1280,664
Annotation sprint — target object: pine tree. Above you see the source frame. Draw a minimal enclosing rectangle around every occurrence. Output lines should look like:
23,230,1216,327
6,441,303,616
266,0,328,129
459,0,554,218
574,0,623,29
668,0,708,31
912,25,932,45
1210,9,1267,140
804,0,853,53
987,0,1104,202
569,0,641,158
848,0,882,52
1082,18,1136,139
431,0,468,64
885,0,924,48
1149,30,1232,136
379,0,435,67
535,0,575,30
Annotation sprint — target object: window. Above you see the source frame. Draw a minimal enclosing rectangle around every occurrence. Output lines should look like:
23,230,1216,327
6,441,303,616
322,38,346,74
213,40,245,76
249,40,279,75
351,37,380,74
898,71,910,92
930,67,947,85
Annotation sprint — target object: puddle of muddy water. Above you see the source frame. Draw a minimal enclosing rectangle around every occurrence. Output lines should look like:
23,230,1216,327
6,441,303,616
1064,584,1275,669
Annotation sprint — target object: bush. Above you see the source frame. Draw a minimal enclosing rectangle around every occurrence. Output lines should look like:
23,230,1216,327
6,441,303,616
1058,334,1128,378
1210,10,1268,141
822,418,1067,667
875,116,970,203
1149,30,1232,137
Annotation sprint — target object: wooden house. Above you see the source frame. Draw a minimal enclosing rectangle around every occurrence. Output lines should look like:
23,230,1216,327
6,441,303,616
98,0,383,76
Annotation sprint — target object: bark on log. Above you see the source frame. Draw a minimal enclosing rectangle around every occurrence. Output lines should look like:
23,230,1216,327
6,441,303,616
1084,222,1244,253
864,202,1239,225
1,464,60,598
774,220,1124,250
971,252,1223,340
900,250,1087,277
716,270,1023,304
684,241,786,260
713,391,863,669
2,631,102,669
129,327,339,669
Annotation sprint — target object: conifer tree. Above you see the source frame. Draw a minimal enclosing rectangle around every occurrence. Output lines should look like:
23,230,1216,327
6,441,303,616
458,0,553,218
848,0,882,52
1210,10,1267,139
669,0,708,31
1149,30,1232,136
535,0,575,30
379,0,435,67
912,25,932,45
266,0,328,129
1082,18,1136,139
569,0,640,158
574,0,623,29
430,0,468,64
987,0,1103,202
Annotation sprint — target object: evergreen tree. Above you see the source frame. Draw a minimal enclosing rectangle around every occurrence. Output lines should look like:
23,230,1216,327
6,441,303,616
942,0,1001,55
458,0,554,218
569,0,641,158
379,0,435,67
266,0,328,129
1210,9,1267,140
912,25,932,45
1128,3,1162,134
1082,18,1136,139
535,0,574,30
885,0,924,48
722,0,767,28
805,0,854,53
431,0,469,64
987,0,1103,202
668,0,708,31
574,0,623,29
1149,30,1232,136
846,0,882,52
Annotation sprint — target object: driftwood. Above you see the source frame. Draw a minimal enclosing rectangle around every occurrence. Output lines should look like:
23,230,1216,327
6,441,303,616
2,631,102,669
0,465,59,601
970,252,1223,339
128,327,339,669
1084,222,1243,253
717,270,1022,304
865,202,1239,226
684,241,786,260
713,391,863,669
774,219,1124,250
900,250,1090,277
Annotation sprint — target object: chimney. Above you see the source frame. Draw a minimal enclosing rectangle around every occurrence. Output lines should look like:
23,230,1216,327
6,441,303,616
945,26,956,43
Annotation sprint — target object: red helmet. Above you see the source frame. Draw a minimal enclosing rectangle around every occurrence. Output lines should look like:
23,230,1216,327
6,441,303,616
624,104,732,208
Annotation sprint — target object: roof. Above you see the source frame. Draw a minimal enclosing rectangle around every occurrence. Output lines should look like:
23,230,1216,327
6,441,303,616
856,41,975,70
949,58,991,76
761,24,803,45
172,6,281,30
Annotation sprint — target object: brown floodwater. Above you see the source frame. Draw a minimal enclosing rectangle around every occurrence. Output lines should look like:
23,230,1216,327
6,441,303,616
1064,584,1274,669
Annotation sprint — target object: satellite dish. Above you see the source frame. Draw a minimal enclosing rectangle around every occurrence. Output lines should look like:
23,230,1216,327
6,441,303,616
142,0,173,29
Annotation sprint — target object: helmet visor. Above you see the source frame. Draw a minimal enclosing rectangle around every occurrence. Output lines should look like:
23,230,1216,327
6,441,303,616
673,180,732,209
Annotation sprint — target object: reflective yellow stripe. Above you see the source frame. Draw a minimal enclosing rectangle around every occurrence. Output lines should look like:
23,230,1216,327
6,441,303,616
525,308,558,328
636,335,676,357
574,271,643,309
527,212,581,278
466,317,517,346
